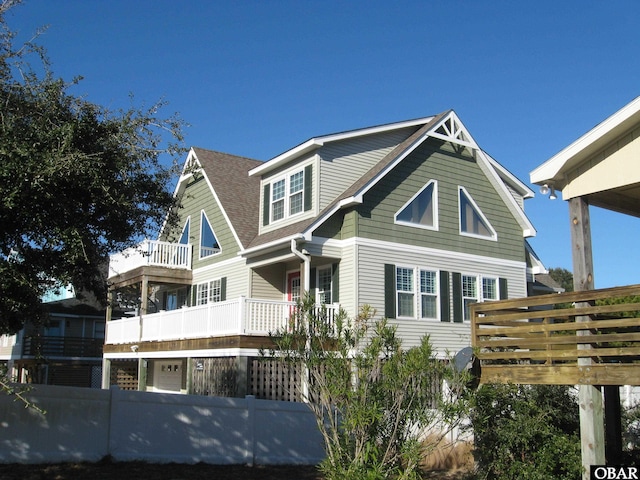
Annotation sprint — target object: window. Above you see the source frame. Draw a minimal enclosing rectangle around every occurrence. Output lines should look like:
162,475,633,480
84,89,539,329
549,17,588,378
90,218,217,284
462,275,478,321
289,171,304,215
200,211,220,258
420,270,438,319
196,279,222,305
395,180,437,229
317,266,333,304
396,267,414,317
179,218,190,244
459,187,496,239
462,275,498,321
264,165,312,225
396,267,439,319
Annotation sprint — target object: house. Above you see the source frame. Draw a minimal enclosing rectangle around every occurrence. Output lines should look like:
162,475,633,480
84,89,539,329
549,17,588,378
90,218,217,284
0,289,105,388
103,110,539,398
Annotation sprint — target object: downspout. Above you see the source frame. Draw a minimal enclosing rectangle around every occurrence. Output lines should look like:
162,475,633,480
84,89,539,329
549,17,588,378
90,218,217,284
291,237,311,402
290,238,310,293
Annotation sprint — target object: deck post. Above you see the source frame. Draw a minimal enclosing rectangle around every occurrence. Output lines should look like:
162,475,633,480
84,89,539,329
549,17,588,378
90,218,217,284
569,197,605,478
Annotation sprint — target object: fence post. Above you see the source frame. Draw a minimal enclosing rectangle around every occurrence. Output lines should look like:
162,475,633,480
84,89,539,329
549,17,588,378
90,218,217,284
245,395,256,466
239,296,246,334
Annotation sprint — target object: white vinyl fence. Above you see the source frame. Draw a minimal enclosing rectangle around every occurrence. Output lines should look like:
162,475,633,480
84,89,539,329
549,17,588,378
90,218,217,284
0,385,325,465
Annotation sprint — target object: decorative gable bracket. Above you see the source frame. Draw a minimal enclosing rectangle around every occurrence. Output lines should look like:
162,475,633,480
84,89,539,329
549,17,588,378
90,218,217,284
429,112,477,150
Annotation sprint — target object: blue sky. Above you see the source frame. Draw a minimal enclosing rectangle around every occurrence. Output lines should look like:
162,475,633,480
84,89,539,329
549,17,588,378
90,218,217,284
6,0,640,289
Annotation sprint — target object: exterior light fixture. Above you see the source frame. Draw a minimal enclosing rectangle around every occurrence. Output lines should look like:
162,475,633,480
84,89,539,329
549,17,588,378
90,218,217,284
549,186,557,200
539,184,550,195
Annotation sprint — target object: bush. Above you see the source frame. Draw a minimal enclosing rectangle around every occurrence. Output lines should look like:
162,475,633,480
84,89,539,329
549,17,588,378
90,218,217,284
267,297,471,480
471,384,581,480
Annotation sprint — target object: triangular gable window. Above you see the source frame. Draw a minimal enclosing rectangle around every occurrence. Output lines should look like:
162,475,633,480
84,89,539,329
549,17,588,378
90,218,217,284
178,218,190,245
459,187,497,240
395,180,438,230
200,211,220,258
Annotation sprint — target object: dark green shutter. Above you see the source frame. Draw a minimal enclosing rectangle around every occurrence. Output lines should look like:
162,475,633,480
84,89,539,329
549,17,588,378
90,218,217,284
332,263,339,303
452,272,463,323
304,165,313,212
309,268,317,294
220,277,227,302
439,271,450,322
263,184,270,225
499,278,508,300
384,264,396,319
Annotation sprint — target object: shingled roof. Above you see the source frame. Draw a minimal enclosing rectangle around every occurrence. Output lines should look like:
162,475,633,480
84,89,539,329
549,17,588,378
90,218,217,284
244,112,449,250
191,147,263,249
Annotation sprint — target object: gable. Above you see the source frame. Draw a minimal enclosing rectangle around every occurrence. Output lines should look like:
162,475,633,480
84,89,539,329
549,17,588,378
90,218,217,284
354,137,525,262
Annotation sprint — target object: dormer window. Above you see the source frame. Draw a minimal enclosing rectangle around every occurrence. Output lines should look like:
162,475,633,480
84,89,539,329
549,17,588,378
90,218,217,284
263,165,313,226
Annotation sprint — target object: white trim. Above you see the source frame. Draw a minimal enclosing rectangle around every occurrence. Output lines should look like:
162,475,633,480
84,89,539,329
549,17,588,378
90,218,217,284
458,186,498,241
530,96,640,186
317,235,527,270
394,179,439,231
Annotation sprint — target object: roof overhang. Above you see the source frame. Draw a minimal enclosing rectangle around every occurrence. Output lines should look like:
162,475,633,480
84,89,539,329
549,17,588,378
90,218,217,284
248,117,436,177
530,96,640,217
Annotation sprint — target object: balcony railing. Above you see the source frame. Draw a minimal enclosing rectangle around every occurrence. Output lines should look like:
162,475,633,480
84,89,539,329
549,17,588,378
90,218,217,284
22,336,104,358
105,297,340,345
108,240,192,278
471,284,640,386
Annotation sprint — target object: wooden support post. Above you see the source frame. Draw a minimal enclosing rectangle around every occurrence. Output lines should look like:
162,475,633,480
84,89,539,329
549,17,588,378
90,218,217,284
569,197,605,479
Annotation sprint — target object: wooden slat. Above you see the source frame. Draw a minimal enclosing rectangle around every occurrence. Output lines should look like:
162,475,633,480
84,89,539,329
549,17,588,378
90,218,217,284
480,364,640,386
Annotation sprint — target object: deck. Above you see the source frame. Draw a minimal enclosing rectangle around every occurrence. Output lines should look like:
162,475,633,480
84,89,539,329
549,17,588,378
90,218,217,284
471,284,640,385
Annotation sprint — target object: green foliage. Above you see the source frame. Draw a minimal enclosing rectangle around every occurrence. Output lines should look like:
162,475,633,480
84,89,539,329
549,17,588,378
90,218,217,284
471,384,582,480
0,1,186,333
548,267,574,293
267,296,471,480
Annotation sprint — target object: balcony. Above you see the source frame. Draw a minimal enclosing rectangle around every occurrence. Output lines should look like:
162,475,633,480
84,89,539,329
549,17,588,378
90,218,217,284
105,297,340,345
108,239,193,287
471,284,640,386
22,336,104,358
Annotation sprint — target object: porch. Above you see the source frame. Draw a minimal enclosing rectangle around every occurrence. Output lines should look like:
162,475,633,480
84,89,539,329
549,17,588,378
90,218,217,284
105,297,340,345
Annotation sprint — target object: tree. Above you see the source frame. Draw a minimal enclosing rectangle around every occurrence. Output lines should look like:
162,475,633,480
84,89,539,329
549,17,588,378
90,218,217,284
0,0,186,334
266,296,471,480
548,267,574,293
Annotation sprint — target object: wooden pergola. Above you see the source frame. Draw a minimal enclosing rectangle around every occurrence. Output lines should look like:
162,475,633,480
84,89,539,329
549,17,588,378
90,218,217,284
472,96,640,479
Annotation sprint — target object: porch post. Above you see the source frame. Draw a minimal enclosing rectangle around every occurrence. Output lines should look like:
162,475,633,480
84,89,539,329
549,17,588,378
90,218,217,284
569,196,605,478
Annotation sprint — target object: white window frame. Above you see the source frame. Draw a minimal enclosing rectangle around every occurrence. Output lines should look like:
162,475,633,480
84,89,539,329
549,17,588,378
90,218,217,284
269,168,305,224
458,186,497,241
394,180,439,231
461,274,499,321
196,279,222,305
396,266,440,320
316,265,333,305
199,210,221,259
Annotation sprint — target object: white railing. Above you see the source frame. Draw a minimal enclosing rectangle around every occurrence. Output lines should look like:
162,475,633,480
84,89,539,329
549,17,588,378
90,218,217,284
105,298,340,345
108,240,192,278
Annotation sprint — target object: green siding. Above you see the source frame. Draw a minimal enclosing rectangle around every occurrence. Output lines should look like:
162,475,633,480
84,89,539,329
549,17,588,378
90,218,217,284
356,138,525,263
169,176,241,270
